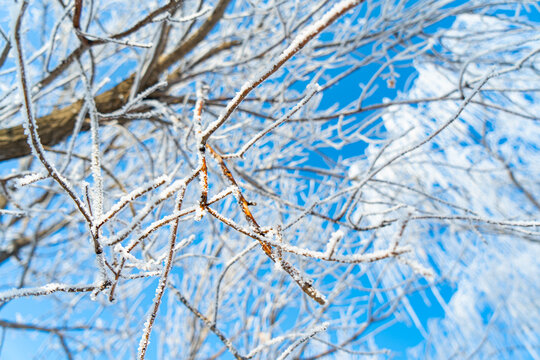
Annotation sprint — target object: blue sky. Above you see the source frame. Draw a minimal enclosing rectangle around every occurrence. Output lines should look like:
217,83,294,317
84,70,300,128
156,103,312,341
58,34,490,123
0,1,457,358
1,1,539,359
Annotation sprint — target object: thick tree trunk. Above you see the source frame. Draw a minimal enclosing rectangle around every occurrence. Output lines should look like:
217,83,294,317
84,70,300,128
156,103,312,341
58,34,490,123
0,77,134,161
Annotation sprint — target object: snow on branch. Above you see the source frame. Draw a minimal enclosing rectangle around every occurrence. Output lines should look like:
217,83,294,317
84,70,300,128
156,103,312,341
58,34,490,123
276,322,329,360
0,282,106,302
201,0,364,143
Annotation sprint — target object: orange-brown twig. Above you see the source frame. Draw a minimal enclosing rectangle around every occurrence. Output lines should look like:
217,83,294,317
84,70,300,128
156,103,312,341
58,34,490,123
206,145,325,305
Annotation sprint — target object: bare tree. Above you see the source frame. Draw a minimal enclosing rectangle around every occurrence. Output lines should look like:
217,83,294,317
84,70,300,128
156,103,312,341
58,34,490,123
0,0,538,358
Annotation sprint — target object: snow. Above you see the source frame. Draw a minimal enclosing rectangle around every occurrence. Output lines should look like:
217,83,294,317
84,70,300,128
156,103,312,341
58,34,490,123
101,174,170,225
324,230,344,258
263,234,411,264
201,0,362,143
0,282,95,302
194,205,205,221
15,172,45,187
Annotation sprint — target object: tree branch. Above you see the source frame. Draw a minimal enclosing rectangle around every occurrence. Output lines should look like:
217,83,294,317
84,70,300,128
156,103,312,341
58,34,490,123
0,0,232,162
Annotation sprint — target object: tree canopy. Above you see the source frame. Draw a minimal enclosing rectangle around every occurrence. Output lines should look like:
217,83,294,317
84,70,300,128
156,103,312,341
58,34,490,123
0,0,539,358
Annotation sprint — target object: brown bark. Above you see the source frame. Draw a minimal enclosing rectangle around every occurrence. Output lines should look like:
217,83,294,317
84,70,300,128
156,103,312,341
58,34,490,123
0,0,232,162
0,76,134,161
